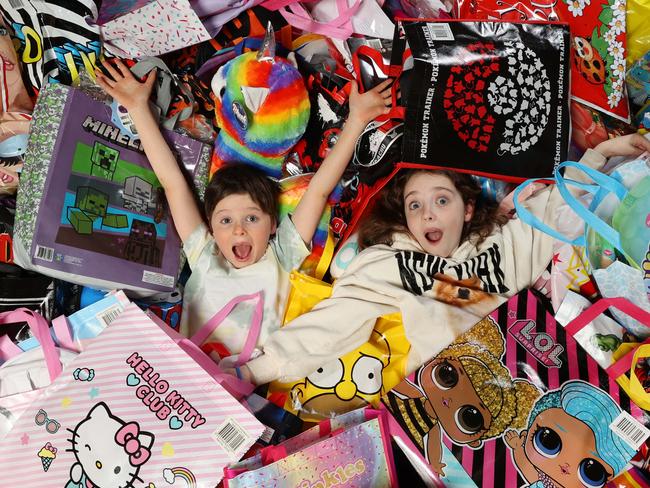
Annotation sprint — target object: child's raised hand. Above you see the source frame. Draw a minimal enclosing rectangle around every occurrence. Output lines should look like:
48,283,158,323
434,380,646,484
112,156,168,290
347,78,393,126
95,59,156,113
594,133,650,159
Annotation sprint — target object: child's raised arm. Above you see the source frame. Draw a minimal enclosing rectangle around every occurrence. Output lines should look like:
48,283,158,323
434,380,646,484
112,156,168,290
95,60,203,243
291,79,394,245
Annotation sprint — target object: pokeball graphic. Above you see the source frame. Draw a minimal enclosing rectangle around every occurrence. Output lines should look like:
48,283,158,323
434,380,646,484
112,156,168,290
443,41,551,156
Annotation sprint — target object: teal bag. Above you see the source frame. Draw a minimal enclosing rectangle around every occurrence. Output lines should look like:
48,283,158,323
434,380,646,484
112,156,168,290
513,160,645,270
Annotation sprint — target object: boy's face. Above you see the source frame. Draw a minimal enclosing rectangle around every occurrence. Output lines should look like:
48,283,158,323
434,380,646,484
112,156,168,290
403,172,473,258
210,193,276,268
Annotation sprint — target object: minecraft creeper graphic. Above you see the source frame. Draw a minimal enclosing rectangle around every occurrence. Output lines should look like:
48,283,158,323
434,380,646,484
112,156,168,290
67,186,128,234
90,141,119,180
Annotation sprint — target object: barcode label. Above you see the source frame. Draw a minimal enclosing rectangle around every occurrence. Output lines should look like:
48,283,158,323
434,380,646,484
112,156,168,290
142,270,174,288
426,23,454,41
610,411,650,450
259,426,274,444
34,245,54,262
213,417,250,458
96,305,124,328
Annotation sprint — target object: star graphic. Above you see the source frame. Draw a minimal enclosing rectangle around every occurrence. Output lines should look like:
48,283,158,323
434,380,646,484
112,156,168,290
20,433,29,445
508,309,518,320
552,253,562,265
89,387,100,399
61,397,72,408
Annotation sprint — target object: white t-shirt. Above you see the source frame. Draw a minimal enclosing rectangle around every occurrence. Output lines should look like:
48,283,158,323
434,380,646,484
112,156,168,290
180,216,310,357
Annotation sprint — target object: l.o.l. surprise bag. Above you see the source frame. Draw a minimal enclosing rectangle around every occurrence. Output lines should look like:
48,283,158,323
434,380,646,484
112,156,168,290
0,303,265,487
382,290,650,487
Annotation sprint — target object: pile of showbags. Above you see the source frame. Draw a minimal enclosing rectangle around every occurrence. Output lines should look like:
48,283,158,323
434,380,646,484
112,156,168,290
1,0,650,486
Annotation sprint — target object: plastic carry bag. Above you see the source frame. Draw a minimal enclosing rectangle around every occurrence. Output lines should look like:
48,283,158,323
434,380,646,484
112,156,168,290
400,20,571,181
223,408,399,487
100,0,211,58
0,308,76,439
13,83,211,295
455,0,631,122
0,0,102,97
382,290,650,486
266,272,410,422
0,302,264,487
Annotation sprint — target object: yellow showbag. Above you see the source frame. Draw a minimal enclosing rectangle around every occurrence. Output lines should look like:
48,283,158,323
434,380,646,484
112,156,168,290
627,0,650,65
267,272,411,422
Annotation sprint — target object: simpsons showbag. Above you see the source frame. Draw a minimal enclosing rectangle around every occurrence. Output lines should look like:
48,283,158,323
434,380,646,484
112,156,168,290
401,20,570,181
382,289,650,487
266,272,411,422
13,83,211,294
0,303,265,487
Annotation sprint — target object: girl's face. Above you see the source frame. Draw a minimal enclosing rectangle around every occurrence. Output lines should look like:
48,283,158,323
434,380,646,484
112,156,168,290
210,193,275,268
524,407,614,488
421,358,491,444
403,172,474,258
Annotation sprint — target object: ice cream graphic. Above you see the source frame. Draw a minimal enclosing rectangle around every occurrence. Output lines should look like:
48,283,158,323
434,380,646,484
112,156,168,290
37,442,57,471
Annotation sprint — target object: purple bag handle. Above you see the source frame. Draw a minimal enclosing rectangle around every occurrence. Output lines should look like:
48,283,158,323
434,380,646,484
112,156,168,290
190,290,265,367
0,308,62,381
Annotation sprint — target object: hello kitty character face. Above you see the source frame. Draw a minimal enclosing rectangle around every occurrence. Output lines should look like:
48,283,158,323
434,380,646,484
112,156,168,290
68,402,154,488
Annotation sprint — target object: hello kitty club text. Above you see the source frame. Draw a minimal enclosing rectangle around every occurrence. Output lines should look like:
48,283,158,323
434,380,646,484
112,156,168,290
126,352,206,428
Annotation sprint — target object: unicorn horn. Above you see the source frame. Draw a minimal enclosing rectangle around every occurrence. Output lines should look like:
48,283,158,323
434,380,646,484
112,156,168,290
257,22,276,63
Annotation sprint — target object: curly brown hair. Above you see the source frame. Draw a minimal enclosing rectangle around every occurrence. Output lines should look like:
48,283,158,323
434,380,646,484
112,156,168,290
357,169,508,250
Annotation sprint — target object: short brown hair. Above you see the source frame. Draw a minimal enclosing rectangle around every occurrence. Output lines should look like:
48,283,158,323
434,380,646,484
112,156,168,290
357,169,508,250
204,164,280,228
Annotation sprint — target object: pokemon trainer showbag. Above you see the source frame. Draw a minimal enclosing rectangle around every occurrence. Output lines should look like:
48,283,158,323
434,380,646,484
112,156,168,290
0,303,264,487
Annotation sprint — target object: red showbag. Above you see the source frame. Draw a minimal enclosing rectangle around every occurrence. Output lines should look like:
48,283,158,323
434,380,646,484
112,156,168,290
456,0,630,122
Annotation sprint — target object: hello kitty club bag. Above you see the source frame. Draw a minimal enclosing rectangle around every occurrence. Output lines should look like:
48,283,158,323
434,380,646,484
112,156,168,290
0,302,265,487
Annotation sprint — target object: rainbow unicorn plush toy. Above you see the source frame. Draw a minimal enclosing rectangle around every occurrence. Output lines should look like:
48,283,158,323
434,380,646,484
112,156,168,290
209,24,310,180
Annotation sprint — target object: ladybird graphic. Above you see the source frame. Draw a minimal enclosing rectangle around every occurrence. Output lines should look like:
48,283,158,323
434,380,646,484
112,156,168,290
573,36,606,85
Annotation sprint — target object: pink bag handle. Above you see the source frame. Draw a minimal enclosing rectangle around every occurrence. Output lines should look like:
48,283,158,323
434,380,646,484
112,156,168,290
144,310,255,399
564,297,650,337
52,315,77,352
272,0,362,39
0,335,23,359
0,308,62,381
190,290,265,366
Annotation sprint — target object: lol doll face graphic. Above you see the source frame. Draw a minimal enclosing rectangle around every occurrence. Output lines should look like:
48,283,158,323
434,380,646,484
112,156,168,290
524,407,613,488
420,357,492,445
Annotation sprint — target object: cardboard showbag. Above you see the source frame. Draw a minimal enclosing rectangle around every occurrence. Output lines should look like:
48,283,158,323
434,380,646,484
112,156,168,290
223,408,399,487
401,20,570,182
0,303,265,487
13,83,211,295
382,290,650,487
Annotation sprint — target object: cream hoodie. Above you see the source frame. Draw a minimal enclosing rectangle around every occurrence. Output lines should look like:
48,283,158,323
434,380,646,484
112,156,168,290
247,150,607,384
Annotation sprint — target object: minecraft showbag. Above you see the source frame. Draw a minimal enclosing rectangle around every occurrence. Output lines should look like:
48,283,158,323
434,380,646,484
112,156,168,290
13,83,211,294
400,21,571,182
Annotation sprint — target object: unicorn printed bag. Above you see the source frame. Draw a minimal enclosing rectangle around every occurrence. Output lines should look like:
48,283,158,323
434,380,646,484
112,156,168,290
382,290,650,487
0,302,265,487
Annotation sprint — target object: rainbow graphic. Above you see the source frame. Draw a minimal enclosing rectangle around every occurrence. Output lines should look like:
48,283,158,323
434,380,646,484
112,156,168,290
279,174,338,279
162,467,197,488
210,51,310,180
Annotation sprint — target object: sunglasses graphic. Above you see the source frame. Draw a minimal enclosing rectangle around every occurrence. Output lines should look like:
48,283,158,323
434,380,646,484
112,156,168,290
35,409,60,434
